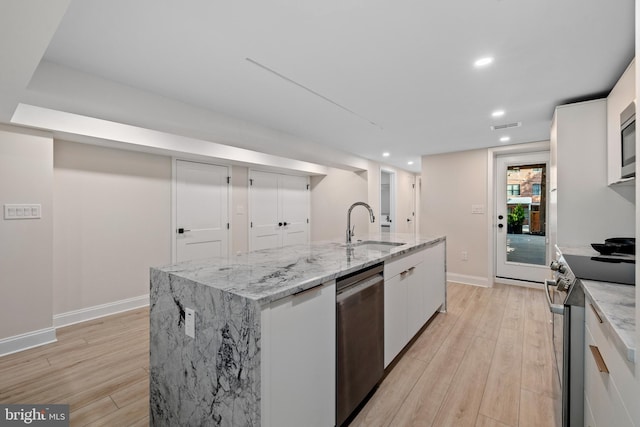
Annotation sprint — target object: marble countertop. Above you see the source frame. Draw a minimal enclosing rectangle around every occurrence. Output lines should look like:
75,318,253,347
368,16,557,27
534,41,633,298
559,245,636,363
581,279,636,363
154,233,445,305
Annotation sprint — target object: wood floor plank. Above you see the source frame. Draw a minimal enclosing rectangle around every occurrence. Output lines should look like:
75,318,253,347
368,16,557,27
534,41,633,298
476,414,512,427
518,389,560,427
349,354,428,427
521,317,557,399
478,326,524,426
475,285,508,341
0,344,148,403
85,396,148,427
431,335,496,427
403,310,456,364
56,367,148,412
390,324,472,426
69,395,119,426
110,375,149,409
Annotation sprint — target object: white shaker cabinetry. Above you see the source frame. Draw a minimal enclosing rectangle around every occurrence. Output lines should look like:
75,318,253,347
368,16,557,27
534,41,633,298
384,241,446,367
261,281,335,427
550,99,635,249
583,295,636,427
606,58,635,185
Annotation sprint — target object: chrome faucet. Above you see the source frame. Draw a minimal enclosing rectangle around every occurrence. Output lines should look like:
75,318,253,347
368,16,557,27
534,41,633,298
346,202,375,244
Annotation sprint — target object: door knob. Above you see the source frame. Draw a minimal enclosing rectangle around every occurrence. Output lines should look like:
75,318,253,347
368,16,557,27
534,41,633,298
177,228,191,234
283,221,288,226
498,224,504,228
498,215,504,220
278,222,283,227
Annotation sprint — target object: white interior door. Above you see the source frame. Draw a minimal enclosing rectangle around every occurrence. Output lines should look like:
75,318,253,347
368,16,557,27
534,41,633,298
175,160,229,262
250,170,281,251
280,174,309,246
495,152,550,283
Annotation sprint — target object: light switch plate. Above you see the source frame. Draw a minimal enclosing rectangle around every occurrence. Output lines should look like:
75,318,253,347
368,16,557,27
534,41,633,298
4,204,41,220
471,204,485,214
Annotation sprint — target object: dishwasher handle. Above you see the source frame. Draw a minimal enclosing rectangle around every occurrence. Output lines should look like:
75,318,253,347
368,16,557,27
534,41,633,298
336,274,383,303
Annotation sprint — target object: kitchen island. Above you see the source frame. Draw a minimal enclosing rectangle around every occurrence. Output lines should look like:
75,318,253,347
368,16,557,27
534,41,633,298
150,233,446,427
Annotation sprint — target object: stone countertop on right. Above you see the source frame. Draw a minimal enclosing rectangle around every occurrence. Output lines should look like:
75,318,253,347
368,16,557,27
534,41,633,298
581,279,635,363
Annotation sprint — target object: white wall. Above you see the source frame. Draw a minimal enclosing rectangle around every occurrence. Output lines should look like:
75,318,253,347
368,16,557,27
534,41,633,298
421,149,489,286
53,141,171,316
310,167,369,242
0,125,53,340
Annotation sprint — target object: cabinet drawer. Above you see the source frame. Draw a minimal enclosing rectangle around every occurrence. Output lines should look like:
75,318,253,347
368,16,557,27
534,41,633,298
384,249,423,280
585,297,637,422
584,326,634,427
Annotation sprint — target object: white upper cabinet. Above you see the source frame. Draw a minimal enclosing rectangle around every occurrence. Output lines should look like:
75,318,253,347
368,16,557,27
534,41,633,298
606,58,636,185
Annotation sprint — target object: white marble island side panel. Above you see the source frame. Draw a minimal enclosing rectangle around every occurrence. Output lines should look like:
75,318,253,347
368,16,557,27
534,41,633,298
149,233,445,426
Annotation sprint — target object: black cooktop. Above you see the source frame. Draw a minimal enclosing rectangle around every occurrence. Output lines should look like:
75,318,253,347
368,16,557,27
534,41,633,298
563,254,635,286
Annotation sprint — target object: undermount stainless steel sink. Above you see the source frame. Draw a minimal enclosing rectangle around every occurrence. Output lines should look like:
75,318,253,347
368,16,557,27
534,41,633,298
354,240,404,246
346,240,406,251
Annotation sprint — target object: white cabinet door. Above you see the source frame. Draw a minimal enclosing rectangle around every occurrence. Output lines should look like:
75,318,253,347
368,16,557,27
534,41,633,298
384,273,408,367
264,281,335,427
384,244,446,367
279,174,309,247
406,264,424,339
175,160,229,262
424,241,446,319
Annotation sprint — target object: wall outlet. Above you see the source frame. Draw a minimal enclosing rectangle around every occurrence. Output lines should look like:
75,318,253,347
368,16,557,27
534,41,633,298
185,308,195,338
461,251,468,261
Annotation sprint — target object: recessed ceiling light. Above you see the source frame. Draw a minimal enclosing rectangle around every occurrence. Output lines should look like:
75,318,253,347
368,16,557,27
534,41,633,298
474,56,494,68
492,110,505,118
500,136,511,143
382,152,390,157
408,161,414,165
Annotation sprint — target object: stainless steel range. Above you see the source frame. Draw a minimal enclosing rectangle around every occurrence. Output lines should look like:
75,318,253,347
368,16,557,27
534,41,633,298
546,247,635,427
546,251,584,427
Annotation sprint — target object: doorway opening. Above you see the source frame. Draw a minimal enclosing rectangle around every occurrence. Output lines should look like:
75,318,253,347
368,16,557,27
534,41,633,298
380,169,395,233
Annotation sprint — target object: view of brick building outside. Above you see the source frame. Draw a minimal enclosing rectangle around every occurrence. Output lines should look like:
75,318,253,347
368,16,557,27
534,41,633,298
506,165,545,234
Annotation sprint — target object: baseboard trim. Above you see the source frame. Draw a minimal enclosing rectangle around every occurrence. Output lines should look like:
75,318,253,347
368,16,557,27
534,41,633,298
447,273,490,288
494,277,544,289
0,327,57,357
53,294,150,329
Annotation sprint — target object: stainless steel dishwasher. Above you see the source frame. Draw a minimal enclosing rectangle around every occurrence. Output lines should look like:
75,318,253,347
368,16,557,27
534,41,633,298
336,263,384,426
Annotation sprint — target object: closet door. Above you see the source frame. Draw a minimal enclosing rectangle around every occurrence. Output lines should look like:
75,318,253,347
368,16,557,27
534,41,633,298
249,171,281,251
280,174,309,247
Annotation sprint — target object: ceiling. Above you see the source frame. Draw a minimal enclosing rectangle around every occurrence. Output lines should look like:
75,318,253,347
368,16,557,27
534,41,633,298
2,0,636,172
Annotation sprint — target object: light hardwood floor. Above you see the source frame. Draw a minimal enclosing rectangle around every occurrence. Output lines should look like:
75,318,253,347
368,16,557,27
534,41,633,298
351,282,561,427
0,282,560,427
0,308,150,426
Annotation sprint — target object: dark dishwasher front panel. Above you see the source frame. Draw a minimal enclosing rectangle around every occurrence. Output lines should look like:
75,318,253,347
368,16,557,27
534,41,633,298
336,266,384,426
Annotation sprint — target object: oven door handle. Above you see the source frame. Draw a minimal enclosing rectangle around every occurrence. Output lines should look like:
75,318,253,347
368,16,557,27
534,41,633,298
544,279,565,314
